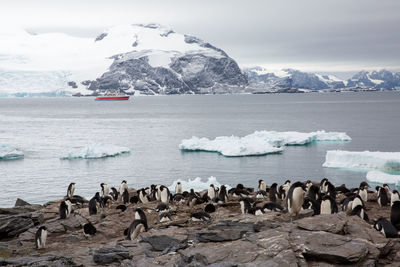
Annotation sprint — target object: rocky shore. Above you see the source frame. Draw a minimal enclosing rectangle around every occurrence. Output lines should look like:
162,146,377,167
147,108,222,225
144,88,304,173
1,185,400,266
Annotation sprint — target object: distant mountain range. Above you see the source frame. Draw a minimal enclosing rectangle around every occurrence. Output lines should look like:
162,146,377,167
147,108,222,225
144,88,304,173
0,24,399,96
243,67,400,91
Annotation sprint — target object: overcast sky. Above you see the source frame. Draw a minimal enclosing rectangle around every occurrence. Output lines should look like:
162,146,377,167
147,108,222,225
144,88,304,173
1,0,399,73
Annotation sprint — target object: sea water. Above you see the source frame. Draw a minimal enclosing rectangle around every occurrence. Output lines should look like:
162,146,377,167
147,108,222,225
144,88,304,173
1,92,400,207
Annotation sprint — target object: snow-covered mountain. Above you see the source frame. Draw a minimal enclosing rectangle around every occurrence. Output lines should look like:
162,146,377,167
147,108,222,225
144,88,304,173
244,67,400,91
0,24,247,96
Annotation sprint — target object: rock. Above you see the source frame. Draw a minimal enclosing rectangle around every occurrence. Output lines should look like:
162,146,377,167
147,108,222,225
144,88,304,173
92,246,131,264
0,213,34,239
291,229,368,264
0,254,78,266
296,212,347,234
197,229,247,242
14,198,30,207
142,235,187,252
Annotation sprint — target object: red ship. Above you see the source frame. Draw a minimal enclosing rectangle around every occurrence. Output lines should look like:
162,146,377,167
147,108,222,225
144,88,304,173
95,91,130,101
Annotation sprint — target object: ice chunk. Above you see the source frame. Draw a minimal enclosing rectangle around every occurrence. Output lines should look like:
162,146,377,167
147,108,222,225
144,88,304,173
0,144,24,160
61,143,130,159
179,130,350,157
323,150,400,172
168,176,231,194
366,171,400,185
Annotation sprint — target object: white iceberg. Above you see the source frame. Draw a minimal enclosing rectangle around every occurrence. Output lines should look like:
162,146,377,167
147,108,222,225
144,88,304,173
0,144,24,160
179,130,350,157
323,150,400,172
168,176,231,194
366,171,400,185
61,144,130,159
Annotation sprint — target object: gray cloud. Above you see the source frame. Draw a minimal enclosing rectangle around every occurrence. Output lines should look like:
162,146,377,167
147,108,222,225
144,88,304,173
2,0,399,72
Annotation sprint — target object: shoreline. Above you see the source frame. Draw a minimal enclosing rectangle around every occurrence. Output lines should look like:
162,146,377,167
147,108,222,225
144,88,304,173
1,181,400,266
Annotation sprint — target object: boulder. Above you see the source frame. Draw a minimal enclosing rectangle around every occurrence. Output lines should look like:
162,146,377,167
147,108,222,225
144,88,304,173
196,229,246,242
0,213,34,239
296,212,347,234
14,198,30,207
142,235,187,252
0,254,78,266
92,246,131,264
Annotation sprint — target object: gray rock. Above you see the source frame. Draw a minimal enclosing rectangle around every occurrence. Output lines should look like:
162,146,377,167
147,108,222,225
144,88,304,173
196,229,247,242
0,213,34,239
14,198,30,207
0,254,78,266
92,246,131,264
296,212,347,234
142,234,186,252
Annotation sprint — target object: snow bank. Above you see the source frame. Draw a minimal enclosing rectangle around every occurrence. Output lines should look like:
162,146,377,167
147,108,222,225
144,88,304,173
61,144,130,159
366,171,400,185
0,144,24,160
323,150,400,172
179,130,350,157
168,176,231,194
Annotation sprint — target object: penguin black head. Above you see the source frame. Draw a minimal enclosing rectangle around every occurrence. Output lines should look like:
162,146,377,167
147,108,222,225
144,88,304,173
284,180,291,185
236,184,244,190
359,182,369,190
38,225,47,231
130,195,139,204
210,184,214,188
258,179,263,184
122,180,127,183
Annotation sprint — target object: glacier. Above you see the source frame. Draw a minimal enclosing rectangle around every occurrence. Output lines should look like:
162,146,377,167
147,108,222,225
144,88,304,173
323,150,400,172
0,144,24,160
61,144,130,160
168,176,231,194
366,171,400,185
179,130,350,157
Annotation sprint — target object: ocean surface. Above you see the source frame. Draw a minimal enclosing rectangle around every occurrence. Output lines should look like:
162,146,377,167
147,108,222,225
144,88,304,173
1,92,400,207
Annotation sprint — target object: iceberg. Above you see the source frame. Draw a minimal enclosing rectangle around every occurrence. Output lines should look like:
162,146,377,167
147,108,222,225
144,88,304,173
323,150,400,172
61,144,130,159
168,176,231,194
366,171,400,185
0,144,24,160
179,130,350,157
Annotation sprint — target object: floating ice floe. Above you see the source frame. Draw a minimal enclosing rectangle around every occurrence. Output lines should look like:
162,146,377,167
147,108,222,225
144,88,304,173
323,150,400,172
168,176,231,194
179,130,350,157
366,171,400,185
0,144,24,160
61,143,130,159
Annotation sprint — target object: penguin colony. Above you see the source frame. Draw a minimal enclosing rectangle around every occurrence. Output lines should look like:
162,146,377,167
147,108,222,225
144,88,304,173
34,178,400,249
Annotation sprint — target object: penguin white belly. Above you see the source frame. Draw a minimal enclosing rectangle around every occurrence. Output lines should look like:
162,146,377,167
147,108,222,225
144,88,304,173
240,201,245,214
359,190,367,202
130,224,144,240
290,187,304,214
160,189,169,203
208,188,215,200
391,194,399,206
352,198,363,210
175,184,182,194
320,200,331,214
255,209,263,216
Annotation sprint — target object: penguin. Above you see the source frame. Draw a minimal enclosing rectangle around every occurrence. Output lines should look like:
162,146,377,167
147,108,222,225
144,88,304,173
110,187,119,201
350,205,369,222
175,182,183,194
119,180,128,197
351,195,364,211
122,188,129,204
205,203,216,213
138,189,150,203
116,204,127,212
269,183,279,202
231,184,250,198
278,185,286,200
307,184,320,201
262,202,284,212
376,186,389,207
303,197,321,215
305,180,313,192
286,182,306,217
35,226,47,249
341,195,355,212
391,190,400,206
218,185,228,203
373,218,398,238
256,190,267,199
130,195,139,204
320,195,338,214
67,183,75,198
335,184,350,194
390,200,400,230
159,212,172,223
134,208,148,230
101,196,112,208
173,194,185,203
282,180,291,199
258,179,266,191
320,178,329,193
100,183,110,197
325,182,337,199
154,185,162,201
191,211,211,221
159,185,170,203
59,198,72,219
89,193,100,215
239,198,251,214
207,184,216,200
83,222,97,236
155,203,169,213
126,219,146,240
358,182,369,202
251,206,265,216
